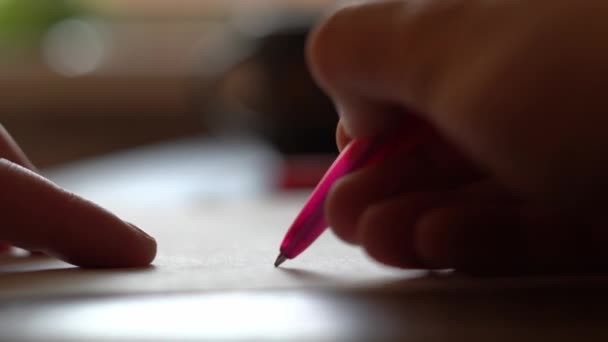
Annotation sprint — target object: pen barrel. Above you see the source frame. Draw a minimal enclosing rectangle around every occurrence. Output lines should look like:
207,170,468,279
279,124,436,260
279,137,384,259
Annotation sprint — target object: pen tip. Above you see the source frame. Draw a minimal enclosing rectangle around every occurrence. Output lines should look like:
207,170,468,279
274,253,287,267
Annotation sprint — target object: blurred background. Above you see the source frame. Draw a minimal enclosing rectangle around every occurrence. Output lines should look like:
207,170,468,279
1,0,340,193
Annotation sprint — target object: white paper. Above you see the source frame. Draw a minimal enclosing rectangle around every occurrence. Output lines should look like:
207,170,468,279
0,193,422,299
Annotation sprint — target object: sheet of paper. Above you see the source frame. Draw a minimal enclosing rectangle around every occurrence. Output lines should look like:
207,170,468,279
0,191,425,299
5,138,608,302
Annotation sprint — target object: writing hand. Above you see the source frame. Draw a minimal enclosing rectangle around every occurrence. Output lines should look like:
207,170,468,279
308,0,608,274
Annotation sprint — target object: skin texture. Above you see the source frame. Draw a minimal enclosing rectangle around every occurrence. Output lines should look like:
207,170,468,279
0,124,156,268
307,0,608,274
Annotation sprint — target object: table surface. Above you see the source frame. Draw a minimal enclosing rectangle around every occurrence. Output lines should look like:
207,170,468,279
2,137,608,341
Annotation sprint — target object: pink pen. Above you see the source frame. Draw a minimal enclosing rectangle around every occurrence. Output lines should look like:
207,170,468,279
274,124,434,267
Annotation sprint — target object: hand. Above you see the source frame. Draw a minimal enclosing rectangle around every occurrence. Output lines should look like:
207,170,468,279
307,0,608,274
0,125,156,268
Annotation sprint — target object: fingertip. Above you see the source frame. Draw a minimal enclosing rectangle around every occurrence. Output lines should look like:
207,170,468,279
49,221,158,269
89,220,158,268
64,203,157,268
120,222,158,267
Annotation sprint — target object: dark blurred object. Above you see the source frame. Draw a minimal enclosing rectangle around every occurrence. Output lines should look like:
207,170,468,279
195,11,338,155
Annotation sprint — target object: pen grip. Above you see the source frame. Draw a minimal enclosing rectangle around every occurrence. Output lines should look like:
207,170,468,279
280,124,434,259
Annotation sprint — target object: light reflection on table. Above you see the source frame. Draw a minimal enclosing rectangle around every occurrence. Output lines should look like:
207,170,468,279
2,284,608,341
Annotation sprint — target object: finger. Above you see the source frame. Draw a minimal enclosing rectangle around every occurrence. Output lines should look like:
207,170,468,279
355,179,515,269
0,124,36,170
327,150,436,244
357,191,442,268
0,160,156,268
1,125,37,253
414,202,608,274
1,125,36,253
414,204,522,273
326,137,480,244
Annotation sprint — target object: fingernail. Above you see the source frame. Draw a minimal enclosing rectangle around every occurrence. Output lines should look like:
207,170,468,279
126,222,155,241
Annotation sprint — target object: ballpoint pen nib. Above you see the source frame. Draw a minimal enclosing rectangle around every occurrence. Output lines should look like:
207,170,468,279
274,253,287,267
